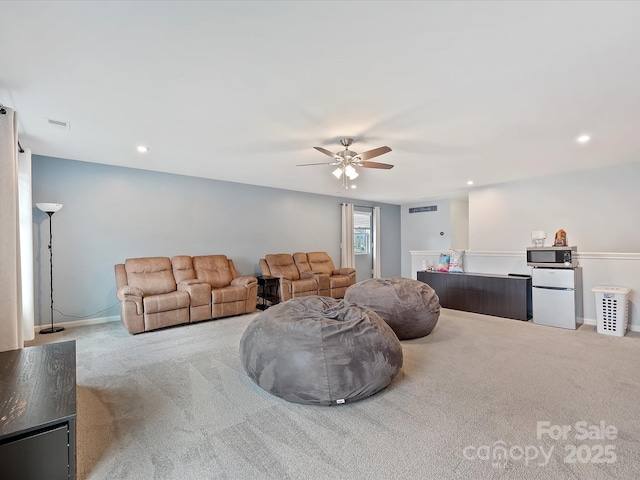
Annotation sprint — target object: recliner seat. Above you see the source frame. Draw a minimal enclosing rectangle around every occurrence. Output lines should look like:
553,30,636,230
115,257,190,334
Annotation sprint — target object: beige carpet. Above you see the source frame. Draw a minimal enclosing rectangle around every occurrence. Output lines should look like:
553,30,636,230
29,309,640,479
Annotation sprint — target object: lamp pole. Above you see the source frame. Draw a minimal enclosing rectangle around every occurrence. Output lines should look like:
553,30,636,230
36,203,64,334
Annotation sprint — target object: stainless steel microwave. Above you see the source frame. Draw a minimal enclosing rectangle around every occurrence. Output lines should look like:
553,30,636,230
526,246,577,268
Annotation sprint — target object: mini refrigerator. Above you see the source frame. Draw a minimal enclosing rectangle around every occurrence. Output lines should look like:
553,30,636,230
532,268,582,329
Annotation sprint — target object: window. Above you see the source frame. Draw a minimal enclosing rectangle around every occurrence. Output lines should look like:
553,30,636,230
353,211,371,254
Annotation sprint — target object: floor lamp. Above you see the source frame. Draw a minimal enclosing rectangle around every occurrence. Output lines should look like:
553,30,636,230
36,202,64,334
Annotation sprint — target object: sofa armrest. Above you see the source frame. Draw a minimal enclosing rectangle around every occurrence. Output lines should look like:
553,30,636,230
231,275,258,288
333,268,356,276
300,271,321,279
117,285,143,300
271,276,292,302
178,278,206,286
178,281,211,307
116,286,144,315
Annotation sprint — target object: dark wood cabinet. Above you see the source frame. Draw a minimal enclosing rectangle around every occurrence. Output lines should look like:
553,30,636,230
445,273,484,314
0,341,76,480
417,271,532,321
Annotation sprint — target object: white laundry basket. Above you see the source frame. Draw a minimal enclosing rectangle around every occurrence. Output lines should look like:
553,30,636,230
591,286,631,337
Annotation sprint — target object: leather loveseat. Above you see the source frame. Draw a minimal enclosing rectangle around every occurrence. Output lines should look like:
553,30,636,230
293,251,356,299
115,255,257,334
258,254,319,303
258,251,355,303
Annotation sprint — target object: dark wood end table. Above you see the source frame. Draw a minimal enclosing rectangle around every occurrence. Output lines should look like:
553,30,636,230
257,276,280,310
0,341,77,480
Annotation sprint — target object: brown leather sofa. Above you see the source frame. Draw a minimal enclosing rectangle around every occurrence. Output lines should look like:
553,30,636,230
259,254,319,303
259,251,355,302
115,255,257,334
293,251,356,299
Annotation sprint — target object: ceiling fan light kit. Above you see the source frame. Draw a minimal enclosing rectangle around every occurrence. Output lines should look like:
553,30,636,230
298,138,393,189
344,165,358,179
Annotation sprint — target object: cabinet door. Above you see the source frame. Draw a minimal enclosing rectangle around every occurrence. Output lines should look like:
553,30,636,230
447,274,483,313
533,287,577,329
417,272,447,307
483,277,530,320
0,424,69,480
482,277,509,318
465,276,484,313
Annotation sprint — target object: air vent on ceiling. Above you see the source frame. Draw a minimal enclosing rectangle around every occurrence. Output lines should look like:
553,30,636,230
46,118,71,130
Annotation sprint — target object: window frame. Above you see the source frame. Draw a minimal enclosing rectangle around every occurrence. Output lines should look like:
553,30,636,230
353,211,372,255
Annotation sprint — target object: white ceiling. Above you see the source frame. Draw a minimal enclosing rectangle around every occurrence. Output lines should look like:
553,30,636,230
2,1,640,204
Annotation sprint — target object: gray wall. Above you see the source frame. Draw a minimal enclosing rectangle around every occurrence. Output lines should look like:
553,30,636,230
469,162,640,252
400,198,469,276
400,200,451,277
32,156,401,327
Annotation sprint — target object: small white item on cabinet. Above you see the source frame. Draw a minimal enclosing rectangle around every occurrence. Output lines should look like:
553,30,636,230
531,230,546,247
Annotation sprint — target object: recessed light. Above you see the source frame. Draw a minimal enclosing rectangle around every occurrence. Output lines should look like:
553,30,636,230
467,180,474,186
576,134,591,144
136,145,149,153
350,184,357,189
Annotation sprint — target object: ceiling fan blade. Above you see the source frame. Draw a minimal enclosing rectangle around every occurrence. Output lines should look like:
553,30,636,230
356,146,392,161
296,161,341,166
360,161,394,169
314,146,339,158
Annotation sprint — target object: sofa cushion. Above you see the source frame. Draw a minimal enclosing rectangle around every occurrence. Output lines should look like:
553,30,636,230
307,252,336,275
171,255,196,283
211,285,247,303
265,254,300,281
143,291,190,314
292,252,312,273
125,257,176,296
291,277,318,296
193,255,234,288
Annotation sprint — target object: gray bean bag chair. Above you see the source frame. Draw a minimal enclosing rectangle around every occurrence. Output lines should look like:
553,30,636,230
239,296,403,406
344,277,440,340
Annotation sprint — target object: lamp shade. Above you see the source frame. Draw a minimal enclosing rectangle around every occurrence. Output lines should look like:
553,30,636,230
36,203,63,213
344,165,359,180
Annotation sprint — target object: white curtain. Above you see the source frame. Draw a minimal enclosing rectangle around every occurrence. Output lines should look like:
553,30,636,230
373,206,382,278
341,203,355,269
19,149,35,341
0,107,23,352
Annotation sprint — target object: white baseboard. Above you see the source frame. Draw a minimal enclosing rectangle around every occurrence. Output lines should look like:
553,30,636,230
34,315,120,333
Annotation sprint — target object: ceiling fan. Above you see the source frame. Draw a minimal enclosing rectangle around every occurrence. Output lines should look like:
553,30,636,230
297,138,393,188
